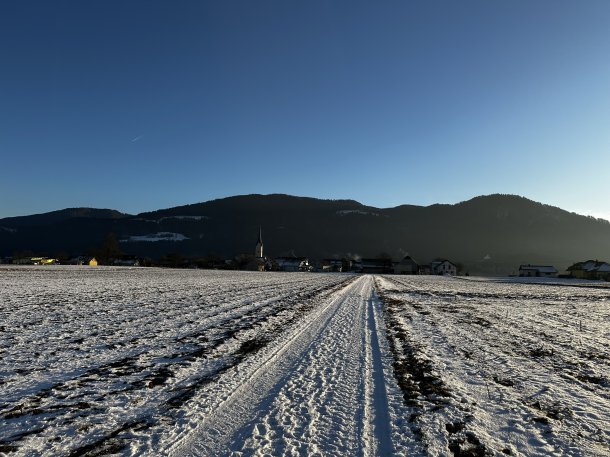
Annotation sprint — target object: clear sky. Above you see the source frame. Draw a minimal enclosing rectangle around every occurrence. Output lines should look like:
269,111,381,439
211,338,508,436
1,1,609,220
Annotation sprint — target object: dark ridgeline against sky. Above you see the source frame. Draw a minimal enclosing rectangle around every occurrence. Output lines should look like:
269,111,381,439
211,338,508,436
1,1,609,220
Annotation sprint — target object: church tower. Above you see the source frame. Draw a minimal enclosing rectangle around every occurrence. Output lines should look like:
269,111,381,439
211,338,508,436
254,226,263,258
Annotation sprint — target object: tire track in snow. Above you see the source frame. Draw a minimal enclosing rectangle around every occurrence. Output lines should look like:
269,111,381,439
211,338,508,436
166,276,359,456
363,286,394,456
168,275,411,456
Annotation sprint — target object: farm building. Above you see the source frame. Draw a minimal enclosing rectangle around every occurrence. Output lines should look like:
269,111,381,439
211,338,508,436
431,259,457,276
518,264,558,277
394,256,419,275
567,260,610,281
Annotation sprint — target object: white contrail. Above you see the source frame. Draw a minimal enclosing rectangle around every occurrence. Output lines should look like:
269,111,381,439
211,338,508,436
131,135,144,143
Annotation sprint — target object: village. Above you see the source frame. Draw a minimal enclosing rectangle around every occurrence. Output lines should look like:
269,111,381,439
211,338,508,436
1,228,609,281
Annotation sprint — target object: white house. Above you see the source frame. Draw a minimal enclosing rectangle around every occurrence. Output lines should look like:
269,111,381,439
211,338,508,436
431,259,457,276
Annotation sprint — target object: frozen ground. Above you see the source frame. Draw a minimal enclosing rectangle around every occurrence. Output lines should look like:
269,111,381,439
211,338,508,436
166,274,413,457
377,275,610,456
1,267,609,456
0,267,352,455
461,275,610,289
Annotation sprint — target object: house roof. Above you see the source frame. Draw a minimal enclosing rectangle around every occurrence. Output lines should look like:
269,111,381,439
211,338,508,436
431,259,455,267
519,265,557,273
568,260,610,272
400,255,418,264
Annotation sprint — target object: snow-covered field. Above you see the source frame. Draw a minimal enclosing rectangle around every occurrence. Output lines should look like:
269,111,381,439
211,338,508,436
1,267,608,456
376,275,610,456
0,267,352,455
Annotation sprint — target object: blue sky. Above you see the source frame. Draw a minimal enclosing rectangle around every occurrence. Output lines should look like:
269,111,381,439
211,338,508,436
1,1,609,219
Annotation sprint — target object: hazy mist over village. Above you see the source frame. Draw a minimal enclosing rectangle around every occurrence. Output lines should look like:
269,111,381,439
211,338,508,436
1,2,609,456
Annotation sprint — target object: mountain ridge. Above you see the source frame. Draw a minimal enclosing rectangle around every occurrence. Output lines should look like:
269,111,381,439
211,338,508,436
2,194,604,223
1,193,609,275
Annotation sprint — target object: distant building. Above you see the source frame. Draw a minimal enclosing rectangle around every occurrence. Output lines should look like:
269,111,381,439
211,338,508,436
13,257,57,265
249,227,267,271
113,256,140,267
360,258,394,274
42,258,58,265
276,257,311,272
254,226,264,259
431,259,457,276
319,259,343,272
567,260,610,281
394,255,419,275
518,264,558,278
63,256,96,266
341,259,353,272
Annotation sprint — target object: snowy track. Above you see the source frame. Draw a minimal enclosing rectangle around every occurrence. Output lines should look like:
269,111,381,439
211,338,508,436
169,275,412,457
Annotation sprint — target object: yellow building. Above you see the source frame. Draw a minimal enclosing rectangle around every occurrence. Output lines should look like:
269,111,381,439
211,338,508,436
88,257,98,266
37,258,57,265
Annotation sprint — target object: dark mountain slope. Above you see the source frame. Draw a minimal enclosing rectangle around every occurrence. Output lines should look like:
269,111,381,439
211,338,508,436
1,194,609,275
139,194,366,219
0,208,129,228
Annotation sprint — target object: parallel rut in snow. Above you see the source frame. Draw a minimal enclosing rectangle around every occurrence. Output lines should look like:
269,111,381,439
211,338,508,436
168,275,413,457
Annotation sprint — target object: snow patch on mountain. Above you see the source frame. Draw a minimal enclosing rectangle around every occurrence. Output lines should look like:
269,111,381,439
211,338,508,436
121,232,189,242
336,209,380,216
132,215,209,224
158,215,209,222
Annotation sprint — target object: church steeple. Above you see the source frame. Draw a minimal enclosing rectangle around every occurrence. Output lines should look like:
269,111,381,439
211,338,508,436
255,226,263,258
